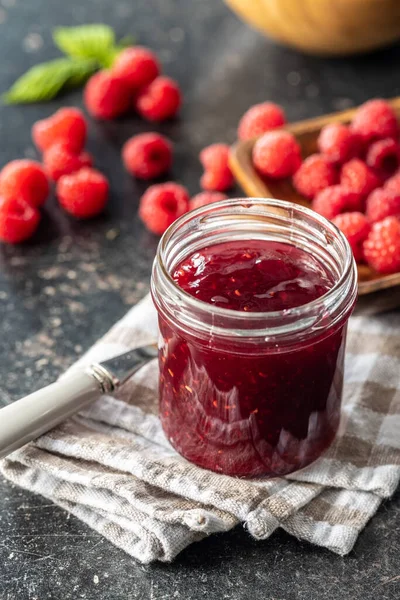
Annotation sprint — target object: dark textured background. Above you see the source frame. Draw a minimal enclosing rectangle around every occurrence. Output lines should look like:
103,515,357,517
1,1,400,598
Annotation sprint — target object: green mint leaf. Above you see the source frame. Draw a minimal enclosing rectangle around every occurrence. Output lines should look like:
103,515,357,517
3,58,97,104
53,24,115,66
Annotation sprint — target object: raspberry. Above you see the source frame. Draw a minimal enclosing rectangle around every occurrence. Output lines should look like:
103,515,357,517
332,211,370,262
340,158,380,198
317,123,361,164
0,160,49,207
366,138,400,177
0,197,40,244
200,144,233,191
139,182,189,235
351,99,399,143
200,170,233,192
44,143,93,181
312,185,362,220
122,133,172,180
32,107,87,153
365,188,400,223
134,76,181,121
385,172,400,194
190,191,227,210
293,154,337,198
200,144,230,171
252,131,302,179
237,102,286,140
112,46,160,91
84,71,131,120
363,216,400,274
56,168,109,219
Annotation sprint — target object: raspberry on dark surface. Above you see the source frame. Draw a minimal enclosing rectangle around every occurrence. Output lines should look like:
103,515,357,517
363,216,400,274
122,133,173,180
134,76,181,121
32,107,87,153
351,99,399,143
84,71,131,120
200,169,233,192
252,130,302,179
190,191,227,210
312,185,362,220
139,182,189,235
199,144,234,191
293,154,337,199
56,168,109,219
44,144,93,181
340,158,380,198
317,123,361,164
0,196,40,244
0,160,49,208
366,138,400,177
332,211,370,262
237,102,286,141
366,188,400,223
112,46,160,91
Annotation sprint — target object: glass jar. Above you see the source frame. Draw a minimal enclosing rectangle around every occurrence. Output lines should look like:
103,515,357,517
151,198,357,477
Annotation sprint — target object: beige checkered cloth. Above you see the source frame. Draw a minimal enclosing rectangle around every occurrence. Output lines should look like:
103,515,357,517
1,295,400,563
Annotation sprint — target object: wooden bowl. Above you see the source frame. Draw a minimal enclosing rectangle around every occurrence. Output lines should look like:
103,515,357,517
229,98,400,312
224,0,400,56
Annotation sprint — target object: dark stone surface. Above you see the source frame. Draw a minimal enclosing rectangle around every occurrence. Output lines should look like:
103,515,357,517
1,0,400,598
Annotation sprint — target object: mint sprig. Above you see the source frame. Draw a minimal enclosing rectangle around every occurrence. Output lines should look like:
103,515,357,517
3,24,134,104
53,24,115,67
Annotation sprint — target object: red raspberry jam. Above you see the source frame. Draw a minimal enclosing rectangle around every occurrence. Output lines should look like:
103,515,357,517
152,199,357,477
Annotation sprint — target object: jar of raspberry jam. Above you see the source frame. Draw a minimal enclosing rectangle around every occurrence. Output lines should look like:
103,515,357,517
151,198,357,477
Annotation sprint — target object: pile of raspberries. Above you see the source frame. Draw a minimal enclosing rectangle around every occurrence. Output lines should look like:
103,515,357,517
0,46,398,278
252,99,400,275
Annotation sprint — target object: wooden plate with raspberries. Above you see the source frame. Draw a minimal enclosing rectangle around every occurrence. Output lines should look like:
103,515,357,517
230,97,400,311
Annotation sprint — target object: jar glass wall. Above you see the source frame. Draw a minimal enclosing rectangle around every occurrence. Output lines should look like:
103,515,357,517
151,198,357,477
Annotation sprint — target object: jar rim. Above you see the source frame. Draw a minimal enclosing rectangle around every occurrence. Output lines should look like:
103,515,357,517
155,197,357,322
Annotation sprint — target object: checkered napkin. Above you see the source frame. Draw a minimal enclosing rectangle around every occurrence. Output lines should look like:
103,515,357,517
1,295,400,563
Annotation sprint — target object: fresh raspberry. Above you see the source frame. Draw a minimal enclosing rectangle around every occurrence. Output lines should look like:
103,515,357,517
252,131,302,179
122,133,172,180
43,143,93,181
199,144,234,191
190,191,227,210
32,107,87,153
139,182,189,235
56,168,109,219
237,102,286,140
112,46,160,91
134,76,181,121
200,144,230,172
351,99,399,143
0,197,40,244
312,185,362,220
363,216,400,274
385,171,400,194
340,158,380,198
317,123,361,164
84,71,131,120
293,154,337,198
366,138,400,177
0,160,49,207
200,169,233,192
365,188,400,223
332,212,370,262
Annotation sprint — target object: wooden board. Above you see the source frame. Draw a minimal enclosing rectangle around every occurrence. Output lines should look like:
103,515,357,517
229,98,400,301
